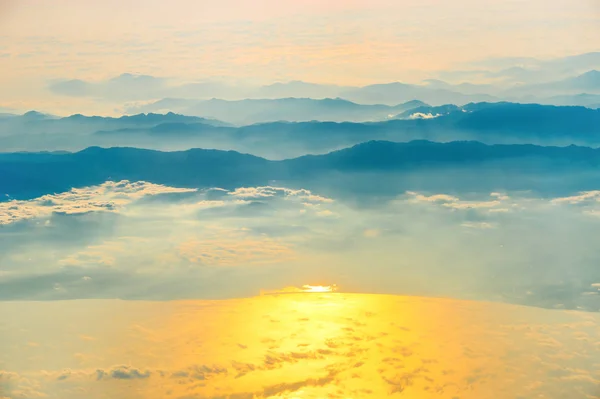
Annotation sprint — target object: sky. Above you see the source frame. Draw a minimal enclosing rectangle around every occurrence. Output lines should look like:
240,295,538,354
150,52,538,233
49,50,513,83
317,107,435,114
0,0,599,113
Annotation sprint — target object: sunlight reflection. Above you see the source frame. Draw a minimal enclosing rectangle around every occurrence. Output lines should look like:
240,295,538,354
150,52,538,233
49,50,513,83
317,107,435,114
1,294,598,398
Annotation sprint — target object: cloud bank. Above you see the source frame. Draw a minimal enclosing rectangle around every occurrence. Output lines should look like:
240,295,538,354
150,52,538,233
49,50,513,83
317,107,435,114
1,180,600,312
0,180,197,225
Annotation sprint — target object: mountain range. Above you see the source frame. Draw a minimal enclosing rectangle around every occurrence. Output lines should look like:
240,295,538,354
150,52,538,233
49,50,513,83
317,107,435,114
1,103,598,158
122,97,427,125
3,140,600,201
121,71,600,120
119,72,600,112
45,55,600,110
0,110,229,134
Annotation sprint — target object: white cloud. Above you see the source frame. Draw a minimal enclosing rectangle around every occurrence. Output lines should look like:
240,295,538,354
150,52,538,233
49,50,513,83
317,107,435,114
408,112,441,119
406,192,459,203
0,181,197,225
228,186,333,203
406,191,507,210
490,192,510,201
444,200,501,209
551,191,600,205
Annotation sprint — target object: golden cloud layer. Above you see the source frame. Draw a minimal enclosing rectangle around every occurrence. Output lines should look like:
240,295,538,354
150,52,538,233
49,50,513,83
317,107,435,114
0,293,599,398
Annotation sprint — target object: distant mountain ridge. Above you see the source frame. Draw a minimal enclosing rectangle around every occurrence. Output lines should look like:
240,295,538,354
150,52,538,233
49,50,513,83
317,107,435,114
1,102,599,159
124,98,427,125
64,111,229,126
505,70,600,97
45,53,600,109
3,140,600,201
0,111,230,136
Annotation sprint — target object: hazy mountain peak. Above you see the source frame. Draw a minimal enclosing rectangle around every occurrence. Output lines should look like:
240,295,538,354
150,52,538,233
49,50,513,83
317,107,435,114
22,110,53,120
575,70,600,83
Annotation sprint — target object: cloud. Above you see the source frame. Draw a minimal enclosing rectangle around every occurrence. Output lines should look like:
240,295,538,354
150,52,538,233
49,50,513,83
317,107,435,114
444,200,502,209
2,182,600,312
406,191,509,210
407,112,441,119
0,182,342,300
96,366,152,380
177,231,296,267
460,221,495,229
170,365,227,381
406,192,459,203
228,186,333,203
57,239,133,268
1,182,334,263
551,191,600,204
0,180,197,225
0,370,45,399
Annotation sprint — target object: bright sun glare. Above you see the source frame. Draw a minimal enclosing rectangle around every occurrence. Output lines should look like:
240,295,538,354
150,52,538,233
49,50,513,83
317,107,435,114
301,284,338,293
260,284,339,295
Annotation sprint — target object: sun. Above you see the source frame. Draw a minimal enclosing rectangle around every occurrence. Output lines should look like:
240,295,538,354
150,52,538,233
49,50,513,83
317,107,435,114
301,284,338,293
259,284,339,296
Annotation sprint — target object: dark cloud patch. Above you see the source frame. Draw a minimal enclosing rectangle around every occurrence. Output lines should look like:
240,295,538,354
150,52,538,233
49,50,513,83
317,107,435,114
170,365,228,381
261,374,336,397
96,365,151,380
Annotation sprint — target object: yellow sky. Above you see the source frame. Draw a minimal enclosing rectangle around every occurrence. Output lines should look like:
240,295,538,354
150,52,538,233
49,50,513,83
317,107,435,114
1,0,598,86
0,0,598,114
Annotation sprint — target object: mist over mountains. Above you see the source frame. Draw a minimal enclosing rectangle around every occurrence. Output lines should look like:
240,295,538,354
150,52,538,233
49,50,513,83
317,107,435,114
1,102,598,159
49,70,600,109
43,53,600,114
123,97,426,125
